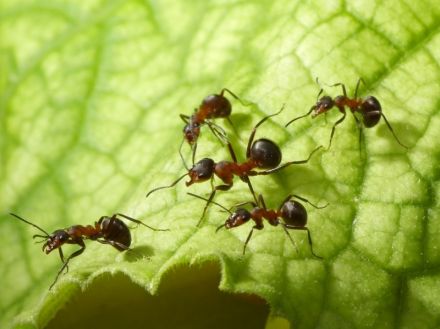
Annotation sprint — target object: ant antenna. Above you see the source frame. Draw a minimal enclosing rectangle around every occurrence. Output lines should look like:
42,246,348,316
285,105,315,127
178,138,190,170
215,223,226,233
9,213,50,237
146,173,188,198
187,192,232,214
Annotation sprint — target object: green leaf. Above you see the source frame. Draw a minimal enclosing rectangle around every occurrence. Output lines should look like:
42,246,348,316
1,0,439,328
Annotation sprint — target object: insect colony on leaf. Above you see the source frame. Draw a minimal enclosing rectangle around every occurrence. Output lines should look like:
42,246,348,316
10,79,408,289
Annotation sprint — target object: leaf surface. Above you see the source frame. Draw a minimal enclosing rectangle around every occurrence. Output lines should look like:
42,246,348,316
1,1,440,328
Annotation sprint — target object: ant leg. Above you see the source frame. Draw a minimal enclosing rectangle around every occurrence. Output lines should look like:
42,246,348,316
243,226,257,255
283,225,322,259
178,138,189,170
180,114,190,124
330,83,347,97
49,241,85,290
146,172,188,198
241,175,258,204
97,238,131,251
247,105,285,158
57,248,67,272
381,113,408,149
327,111,347,150
258,194,267,210
354,78,366,99
286,194,328,209
280,224,299,254
197,184,232,227
227,142,238,163
285,105,315,127
226,117,239,139
253,144,323,176
115,213,169,231
220,88,253,107
206,120,228,145
351,113,364,157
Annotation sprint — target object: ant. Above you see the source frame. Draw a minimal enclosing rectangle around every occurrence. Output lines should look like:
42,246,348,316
188,192,327,257
9,212,168,290
285,78,408,150
147,106,323,226
179,88,249,168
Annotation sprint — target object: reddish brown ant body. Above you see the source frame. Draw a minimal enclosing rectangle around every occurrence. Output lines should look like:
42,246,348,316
285,79,408,149
147,106,322,226
188,192,327,257
180,88,248,167
9,212,168,289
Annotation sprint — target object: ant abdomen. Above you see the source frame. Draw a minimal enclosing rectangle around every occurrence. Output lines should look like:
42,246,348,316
281,200,307,227
250,138,282,169
201,94,232,118
361,96,382,128
100,217,131,251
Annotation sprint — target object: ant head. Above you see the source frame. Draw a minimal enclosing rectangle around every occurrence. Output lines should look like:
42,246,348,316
312,96,334,117
361,96,382,128
281,200,307,227
183,122,200,144
43,230,69,254
201,94,232,118
225,208,251,229
186,158,215,186
250,138,282,169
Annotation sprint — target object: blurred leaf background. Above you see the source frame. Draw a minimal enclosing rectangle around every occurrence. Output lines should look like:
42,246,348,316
1,0,440,328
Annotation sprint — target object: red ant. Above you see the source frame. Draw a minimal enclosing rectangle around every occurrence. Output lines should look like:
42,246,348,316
179,88,249,168
188,192,327,257
285,79,408,150
147,106,322,226
9,212,168,290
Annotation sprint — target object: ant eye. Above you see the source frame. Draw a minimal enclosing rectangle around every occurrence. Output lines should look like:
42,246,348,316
250,139,282,169
361,96,381,128
59,231,69,242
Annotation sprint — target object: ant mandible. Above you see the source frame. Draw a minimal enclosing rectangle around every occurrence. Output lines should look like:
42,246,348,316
9,212,168,290
285,78,408,150
147,105,322,227
179,88,249,168
188,192,327,257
